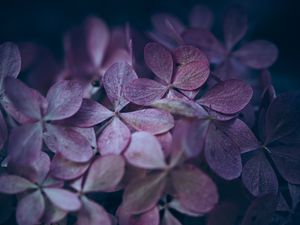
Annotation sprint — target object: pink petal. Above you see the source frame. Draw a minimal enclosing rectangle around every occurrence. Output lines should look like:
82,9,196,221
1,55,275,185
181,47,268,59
4,77,44,120
0,42,21,79
122,171,167,214
205,124,242,180
64,16,109,77
173,45,209,66
77,196,111,225
198,79,253,114
156,132,173,157
32,152,51,184
16,190,45,225
124,78,167,106
43,188,81,211
44,124,94,163
173,61,209,90
219,119,261,153
50,153,90,180
83,155,125,193
168,200,202,217
65,99,113,127
0,111,7,149
171,165,218,213
97,117,131,155
45,80,83,120
144,42,173,83
162,209,181,225
242,153,278,197
234,40,278,69
189,4,214,29
0,175,36,194
182,28,226,63
223,6,248,50
117,206,160,225
103,62,137,111
121,109,174,134
124,132,167,169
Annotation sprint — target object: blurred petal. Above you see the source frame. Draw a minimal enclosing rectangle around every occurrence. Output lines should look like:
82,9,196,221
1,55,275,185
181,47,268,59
122,171,167,214
207,202,239,225
4,77,44,120
168,199,202,217
77,196,111,225
50,153,90,180
124,78,167,106
117,206,160,225
144,42,173,83
16,190,45,225
0,175,36,194
44,124,93,163
124,132,167,169
0,42,21,80
103,62,137,111
242,153,278,196
171,165,218,213
223,6,248,50
121,109,174,134
162,209,181,225
189,4,214,29
44,188,81,211
65,99,113,127
45,80,83,120
0,111,7,149
198,79,253,114
97,117,131,155
83,155,125,192
173,61,209,90
205,124,242,180
234,40,278,69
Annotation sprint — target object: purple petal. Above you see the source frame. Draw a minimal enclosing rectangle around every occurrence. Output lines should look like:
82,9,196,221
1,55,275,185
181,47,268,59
7,123,43,181
218,119,260,153
124,132,167,169
45,80,83,120
151,98,208,118
144,42,173,83
4,77,44,120
32,152,51,184
83,155,125,193
121,109,174,134
171,165,218,213
42,198,67,224
242,153,278,196
0,111,7,149
162,209,181,225
44,124,94,163
122,172,167,214
198,79,253,114
269,145,300,184
241,194,277,225
97,117,131,155
117,206,160,225
264,92,300,143
124,78,167,106
156,132,173,157
205,124,242,180
77,196,111,225
0,42,21,79
173,45,209,66
103,62,137,111
189,4,214,29
289,183,300,209
234,40,278,69
65,99,113,127
182,28,225,63
16,190,45,225
173,61,209,90
50,153,90,180
0,175,36,194
223,6,248,50
168,199,202,217
64,16,109,77
43,188,81,211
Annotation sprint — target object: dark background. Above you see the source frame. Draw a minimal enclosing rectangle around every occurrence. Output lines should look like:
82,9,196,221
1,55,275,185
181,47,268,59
0,0,299,92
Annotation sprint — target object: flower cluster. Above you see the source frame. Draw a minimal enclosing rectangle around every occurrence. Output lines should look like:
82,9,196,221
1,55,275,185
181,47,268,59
0,4,299,225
